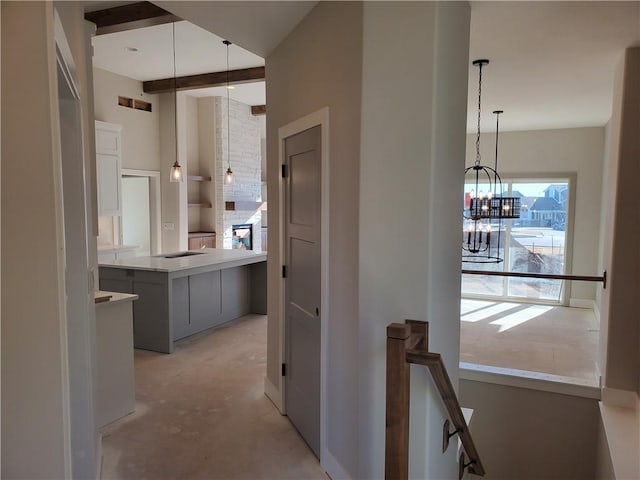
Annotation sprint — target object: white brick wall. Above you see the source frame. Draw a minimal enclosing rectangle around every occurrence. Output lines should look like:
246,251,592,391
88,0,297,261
213,97,263,251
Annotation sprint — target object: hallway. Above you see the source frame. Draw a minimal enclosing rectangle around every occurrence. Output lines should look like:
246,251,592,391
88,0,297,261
100,314,326,479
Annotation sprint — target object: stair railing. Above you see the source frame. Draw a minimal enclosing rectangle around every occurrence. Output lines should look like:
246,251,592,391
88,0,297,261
385,320,485,479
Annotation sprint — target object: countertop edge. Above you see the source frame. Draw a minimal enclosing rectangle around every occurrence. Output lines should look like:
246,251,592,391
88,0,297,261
99,251,267,273
95,291,139,307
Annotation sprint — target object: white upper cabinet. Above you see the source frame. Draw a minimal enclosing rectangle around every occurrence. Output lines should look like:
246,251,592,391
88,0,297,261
95,121,122,216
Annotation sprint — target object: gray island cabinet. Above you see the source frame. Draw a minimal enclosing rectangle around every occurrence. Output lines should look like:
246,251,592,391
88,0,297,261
99,249,267,353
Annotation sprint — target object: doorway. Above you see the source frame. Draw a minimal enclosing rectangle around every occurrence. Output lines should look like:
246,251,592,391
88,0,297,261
278,107,330,464
56,16,97,477
284,125,322,457
120,169,161,255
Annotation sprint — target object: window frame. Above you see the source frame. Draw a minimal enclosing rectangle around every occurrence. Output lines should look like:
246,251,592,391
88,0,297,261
461,172,577,306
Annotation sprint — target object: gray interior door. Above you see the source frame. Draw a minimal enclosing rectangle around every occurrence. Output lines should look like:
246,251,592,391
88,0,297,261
284,125,321,458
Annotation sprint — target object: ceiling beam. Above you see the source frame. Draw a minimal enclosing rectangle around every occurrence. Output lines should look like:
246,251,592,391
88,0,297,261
251,105,267,116
142,67,266,94
85,2,181,35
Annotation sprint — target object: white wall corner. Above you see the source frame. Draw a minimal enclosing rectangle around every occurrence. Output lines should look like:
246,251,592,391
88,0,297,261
599,397,640,480
569,298,596,310
323,450,353,480
602,387,638,408
263,376,283,413
593,300,601,325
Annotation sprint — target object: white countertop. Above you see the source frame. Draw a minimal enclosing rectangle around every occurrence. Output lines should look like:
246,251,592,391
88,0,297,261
97,244,139,253
99,248,267,273
94,290,139,306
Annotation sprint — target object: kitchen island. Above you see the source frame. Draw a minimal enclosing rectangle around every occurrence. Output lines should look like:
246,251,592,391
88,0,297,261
99,249,267,353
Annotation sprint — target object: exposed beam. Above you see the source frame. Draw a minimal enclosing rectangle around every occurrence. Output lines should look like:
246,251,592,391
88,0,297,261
143,67,266,94
251,105,267,116
85,2,181,35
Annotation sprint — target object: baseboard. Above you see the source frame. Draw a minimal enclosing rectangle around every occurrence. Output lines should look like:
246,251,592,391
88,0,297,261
593,301,601,325
322,449,353,480
569,298,596,309
96,432,103,479
264,376,284,413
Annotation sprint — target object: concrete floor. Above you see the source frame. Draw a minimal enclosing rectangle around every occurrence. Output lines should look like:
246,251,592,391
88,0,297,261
101,303,597,478
460,299,599,383
100,314,326,480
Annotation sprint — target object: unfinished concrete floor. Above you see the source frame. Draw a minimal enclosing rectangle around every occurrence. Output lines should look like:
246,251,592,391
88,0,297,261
460,299,599,383
100,314,326,480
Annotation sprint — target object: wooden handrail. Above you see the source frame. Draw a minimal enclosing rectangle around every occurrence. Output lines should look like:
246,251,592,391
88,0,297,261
406,350,485,476
385,320,485,479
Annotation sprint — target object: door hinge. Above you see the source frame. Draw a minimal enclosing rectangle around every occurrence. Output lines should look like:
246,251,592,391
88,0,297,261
282,265,288,278
282,363,287,376
281,164,288,178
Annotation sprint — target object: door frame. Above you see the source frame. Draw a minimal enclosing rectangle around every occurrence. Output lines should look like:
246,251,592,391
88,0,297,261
277,107,330,465
120,169,162,254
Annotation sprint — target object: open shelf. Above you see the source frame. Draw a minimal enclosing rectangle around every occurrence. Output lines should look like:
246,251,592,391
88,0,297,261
188,202,212,208
188,175,212,182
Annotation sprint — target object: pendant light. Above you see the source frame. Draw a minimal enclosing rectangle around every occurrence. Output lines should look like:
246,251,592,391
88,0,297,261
462,59,511,263
492,110,520,219
169,22,183,183
223,40,233,185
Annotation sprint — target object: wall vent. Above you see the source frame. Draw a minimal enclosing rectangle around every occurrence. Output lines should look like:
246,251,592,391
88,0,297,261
118,96,152,112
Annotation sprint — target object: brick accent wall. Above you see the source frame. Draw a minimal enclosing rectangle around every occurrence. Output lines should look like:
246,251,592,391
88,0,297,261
213,96,263,250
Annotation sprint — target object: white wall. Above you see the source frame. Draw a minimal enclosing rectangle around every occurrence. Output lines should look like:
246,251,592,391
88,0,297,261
466,127,605,303
2,2,98,476
267,3,470,477
359,3,470,478
460,379,600,479
596,48,640,394
93,68,160,172
266,3,363,476
196,97,216,233
160,92,187,252
185,94,204,233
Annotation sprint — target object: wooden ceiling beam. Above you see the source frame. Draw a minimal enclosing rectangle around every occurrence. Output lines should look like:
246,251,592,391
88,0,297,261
85,2,181,35
251,105,267,116
142,67,266,94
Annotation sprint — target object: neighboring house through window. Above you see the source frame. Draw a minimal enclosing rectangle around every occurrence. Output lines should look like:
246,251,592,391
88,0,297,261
462,177,572,304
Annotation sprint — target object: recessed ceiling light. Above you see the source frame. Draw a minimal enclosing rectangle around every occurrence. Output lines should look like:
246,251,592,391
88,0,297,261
125,46,139,52
226,85,235,90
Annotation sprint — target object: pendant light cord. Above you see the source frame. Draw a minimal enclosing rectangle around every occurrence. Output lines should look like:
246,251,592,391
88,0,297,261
475,62,483,166
225,40,231,172
173,22,178,166
494,111,499,172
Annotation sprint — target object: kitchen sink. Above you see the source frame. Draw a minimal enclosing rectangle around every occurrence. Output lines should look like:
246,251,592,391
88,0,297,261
160,251,207,259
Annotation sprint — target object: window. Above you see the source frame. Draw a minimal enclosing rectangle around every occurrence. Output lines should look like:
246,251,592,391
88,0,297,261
462,178,572,304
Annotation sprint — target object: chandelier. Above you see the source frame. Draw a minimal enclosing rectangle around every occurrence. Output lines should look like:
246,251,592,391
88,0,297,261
462,59,520,264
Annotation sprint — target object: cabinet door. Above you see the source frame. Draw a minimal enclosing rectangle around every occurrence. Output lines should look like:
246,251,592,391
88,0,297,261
189,271,222,333
132,281,172,353
97,153,121,216
172,277,191,340
96,126,121,155
203,235,216,248
188,237,204,250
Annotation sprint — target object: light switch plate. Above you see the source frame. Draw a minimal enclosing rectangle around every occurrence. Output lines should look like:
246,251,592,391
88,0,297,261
162,222,175,231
